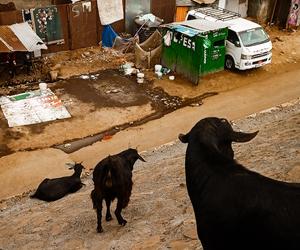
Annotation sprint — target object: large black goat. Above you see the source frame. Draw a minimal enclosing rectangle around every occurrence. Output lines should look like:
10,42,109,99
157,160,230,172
91,148,145,233
30,162,85,202
179,117,300,250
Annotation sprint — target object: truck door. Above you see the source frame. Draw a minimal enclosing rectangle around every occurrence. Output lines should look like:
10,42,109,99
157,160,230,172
226,29,242,68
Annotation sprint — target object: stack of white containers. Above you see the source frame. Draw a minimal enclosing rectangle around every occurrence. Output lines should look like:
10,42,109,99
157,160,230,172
155,64,162,79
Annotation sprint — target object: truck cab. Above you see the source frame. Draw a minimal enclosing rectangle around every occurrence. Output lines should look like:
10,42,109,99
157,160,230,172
186,7,272,70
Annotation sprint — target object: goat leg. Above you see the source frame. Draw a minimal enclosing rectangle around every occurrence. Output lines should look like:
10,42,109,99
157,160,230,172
96,206,103,233
91,190,104,233
105,198,113,221
115,198,127,226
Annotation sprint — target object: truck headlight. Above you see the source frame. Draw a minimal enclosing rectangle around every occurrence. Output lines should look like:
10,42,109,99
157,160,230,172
241,54,251,60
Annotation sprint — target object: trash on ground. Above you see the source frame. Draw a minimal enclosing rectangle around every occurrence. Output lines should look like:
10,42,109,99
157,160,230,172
0,88,71,127
137,72,145,84
120,62,139,75
102,134,113,141
155,64,162,73
80,75,90,80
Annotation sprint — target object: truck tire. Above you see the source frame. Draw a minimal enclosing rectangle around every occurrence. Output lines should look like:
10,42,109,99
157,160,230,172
225,56,235,70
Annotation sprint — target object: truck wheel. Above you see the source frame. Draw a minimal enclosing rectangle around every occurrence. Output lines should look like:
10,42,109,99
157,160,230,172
225,56,235,70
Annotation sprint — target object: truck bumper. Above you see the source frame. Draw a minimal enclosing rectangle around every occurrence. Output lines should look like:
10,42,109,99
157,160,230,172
238,54,272,70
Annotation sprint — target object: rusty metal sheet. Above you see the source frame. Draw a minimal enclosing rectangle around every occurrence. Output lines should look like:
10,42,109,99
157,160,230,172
151,0,176,24
46,4,70,54
68,0,98,50
0,40,10,52
10,23,47,51
0,26,27,52
0,10,23,25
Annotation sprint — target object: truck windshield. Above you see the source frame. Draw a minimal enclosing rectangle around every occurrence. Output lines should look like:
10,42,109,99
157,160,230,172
238,28,270,47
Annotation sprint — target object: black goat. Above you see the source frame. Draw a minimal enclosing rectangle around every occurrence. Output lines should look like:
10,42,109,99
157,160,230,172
179,117,300,250
91,148,145,233
30,162,85,202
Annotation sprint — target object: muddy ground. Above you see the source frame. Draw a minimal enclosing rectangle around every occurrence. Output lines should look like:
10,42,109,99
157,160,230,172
0,27,300,158
0,99,299,250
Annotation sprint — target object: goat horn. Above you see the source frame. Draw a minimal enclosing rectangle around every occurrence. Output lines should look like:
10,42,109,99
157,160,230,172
138,154,146,162
231,131,259,143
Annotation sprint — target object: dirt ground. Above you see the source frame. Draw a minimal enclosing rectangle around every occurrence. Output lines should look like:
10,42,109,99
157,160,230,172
0,27,300,157
0,99,299,250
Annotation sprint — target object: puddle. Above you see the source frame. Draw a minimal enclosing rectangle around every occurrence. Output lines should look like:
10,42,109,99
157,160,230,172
0,69,218,157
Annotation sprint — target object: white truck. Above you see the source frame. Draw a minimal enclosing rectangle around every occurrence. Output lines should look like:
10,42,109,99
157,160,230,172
186,7,272,70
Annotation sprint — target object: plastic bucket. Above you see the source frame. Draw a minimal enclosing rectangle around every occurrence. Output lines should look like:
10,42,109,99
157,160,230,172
137,72,145,78
154,64,162,73
137,78,144,84
156,71,163,79
39,82,47,93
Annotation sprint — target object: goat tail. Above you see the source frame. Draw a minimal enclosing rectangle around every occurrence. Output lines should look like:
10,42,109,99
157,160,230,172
105,169,113,188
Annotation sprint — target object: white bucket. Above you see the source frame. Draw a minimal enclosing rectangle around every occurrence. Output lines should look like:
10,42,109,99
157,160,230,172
156,71,163,79
137,72,144,78
137,78,144,84
39,82,47,93
154,64,162,73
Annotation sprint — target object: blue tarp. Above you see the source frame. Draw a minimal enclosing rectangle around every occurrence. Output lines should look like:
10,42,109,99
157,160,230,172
102,25,118,47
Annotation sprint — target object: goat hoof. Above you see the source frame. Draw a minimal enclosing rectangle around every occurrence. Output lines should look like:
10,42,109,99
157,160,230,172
97,227,103,233
120,219,127,226
106,215,113,221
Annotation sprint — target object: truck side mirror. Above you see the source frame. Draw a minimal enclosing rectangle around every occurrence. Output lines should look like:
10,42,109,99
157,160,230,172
235,41,241,47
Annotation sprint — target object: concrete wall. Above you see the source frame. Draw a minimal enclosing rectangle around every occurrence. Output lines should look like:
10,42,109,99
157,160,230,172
0,0,52,10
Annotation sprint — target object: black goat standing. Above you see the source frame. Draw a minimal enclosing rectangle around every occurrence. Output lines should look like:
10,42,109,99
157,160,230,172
91,148,145,233
179,117,300,250
30,162,85,202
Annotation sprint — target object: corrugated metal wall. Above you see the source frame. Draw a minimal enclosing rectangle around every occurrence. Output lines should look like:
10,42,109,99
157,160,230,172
0,0,176,53
0,0,125,54
0,10,23,25
151,0,176,24
68,0,98,50
46,4,70,53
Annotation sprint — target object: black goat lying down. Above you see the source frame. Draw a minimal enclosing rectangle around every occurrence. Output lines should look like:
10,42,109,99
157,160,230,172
30,162,85,202
91,148,145,233
179,117,300,250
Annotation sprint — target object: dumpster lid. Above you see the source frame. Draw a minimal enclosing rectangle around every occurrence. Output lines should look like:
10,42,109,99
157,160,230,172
163,19,228,36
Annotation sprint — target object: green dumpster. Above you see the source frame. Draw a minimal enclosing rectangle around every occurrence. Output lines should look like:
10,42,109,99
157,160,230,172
161,19,228,85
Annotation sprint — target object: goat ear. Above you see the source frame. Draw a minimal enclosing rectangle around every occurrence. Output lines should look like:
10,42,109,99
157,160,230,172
231,130,259,143
66,162,75,169
178,133,189,143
